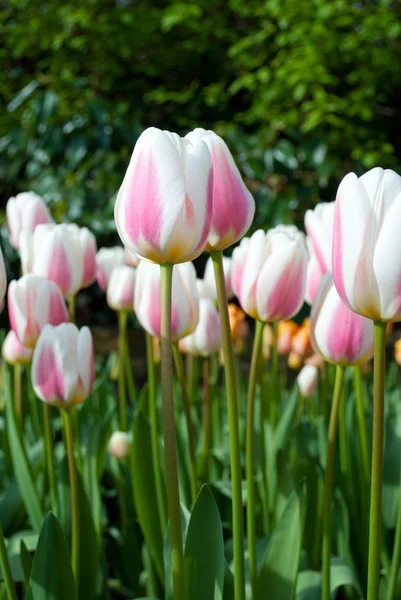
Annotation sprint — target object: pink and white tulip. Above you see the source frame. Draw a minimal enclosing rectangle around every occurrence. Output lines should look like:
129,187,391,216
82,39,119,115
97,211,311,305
2,330,33,365
31,323,94,407
107,265,135,312
109,431,131,459
203,255,233,300
333,167,401,322
232,226,307,322
185,128,255,250
125,248,140,268
304,201,335,274
77,226,97,288
134,260,199,341
297,364,319,397
310,275,374,366
8,274,69,348
96,247,125,292
180,298,222,356
305,240,324,306
6,191,53,249
115,127,213,264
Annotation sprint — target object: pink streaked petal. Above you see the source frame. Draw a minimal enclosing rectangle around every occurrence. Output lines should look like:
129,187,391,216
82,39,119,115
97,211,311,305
32,341,66,403
147,283,162,337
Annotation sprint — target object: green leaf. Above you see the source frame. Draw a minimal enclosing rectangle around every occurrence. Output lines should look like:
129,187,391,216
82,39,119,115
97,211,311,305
296,558,363,599
257,487,304,600
273,386,299,454
131,412,164,584
164,503,191,600
26,512,76,600
223,560,234,600
5,366,43,532
20,540,33,588
7,81,39,112
184,485,224,600
0,554,25,582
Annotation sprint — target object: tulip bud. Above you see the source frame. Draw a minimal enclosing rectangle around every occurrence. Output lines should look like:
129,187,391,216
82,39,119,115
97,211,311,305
185,128,255,250
134,260,199,341
78,227,97,288
108,431,131,459
115,127,213,264
277,321,299,355
180,298,222,356
305,242,324,306
8,274,69,347
31,323,94,407
297,364,319,397
304,202,335,274
203,255,233,300
125,248,140,267
2,330,33,365
310,275,374,366
96,247,125,291
292,318,312,358
106,265,135,312
6,192,53,249
232,227,307,322
333,167,401,322
0,246,6,306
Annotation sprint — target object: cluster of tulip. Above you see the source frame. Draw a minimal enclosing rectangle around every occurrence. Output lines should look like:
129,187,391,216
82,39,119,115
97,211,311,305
1,124,401,600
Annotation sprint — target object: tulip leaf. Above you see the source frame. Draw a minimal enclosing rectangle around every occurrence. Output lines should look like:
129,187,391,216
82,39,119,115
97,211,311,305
131,411,165,584
184,485,225,600
273,385,299,454
5,365,43,532
26,512,76,600
20,540,33,588
295,558,363,599
164,503,191,600
257,486,305,600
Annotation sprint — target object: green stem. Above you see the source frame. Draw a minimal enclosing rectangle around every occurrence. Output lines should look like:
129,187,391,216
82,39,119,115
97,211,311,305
270,321,280,429
124,339,136,401
259,354,270,535
0,521,18,600
43,404,57,514
14,364,22,433
172,343,198,504
367,320,387,600
160,263,185,600
386,458,401,600
246,320,264,597
211,250,245,600
68,294,76,323
320,362,328,420
118,311,128,432
338,386,348,478
322,365,345,600
146,332,167,534
201,358,211,481
61,409,80,584
354,365,370,487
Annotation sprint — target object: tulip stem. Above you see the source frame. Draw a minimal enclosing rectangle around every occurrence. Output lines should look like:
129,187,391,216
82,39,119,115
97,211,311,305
211,249,246,600
246,319,264,597
14,364,22,431
68,294,76,323
386,456,401,600
61,408,80,585
200,358,211,481
259,354,270,535
367,320,387,600
0,520,18,600
338,387,348,478
160,263,185,600
172,342,198,504
146,332,167,534
118,310,128,432
43,404,57,514
124,341,136,401
322,365,345,600
270,321,280,428
354,365,370,487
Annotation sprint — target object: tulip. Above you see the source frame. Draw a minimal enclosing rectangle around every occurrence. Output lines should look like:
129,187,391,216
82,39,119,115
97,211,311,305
297,364,319,397
6,191,53,249
125,247,140,268
304,201,335,274
115,127,213,264
305,238,324,305
8,274,69,347
0,246,6,306
203,255,233,300
310,276,374,366
96,247,125,291
196,279,216,302
106,265,135,312
185,128,255,251
77,227,97,288
180,298,222,357
395,338,401,366
277,320,299,355
332,167,401,322
134,260,199,341
108,431,131,459
31,323,94,407
232,227,307,322
2,330,33,365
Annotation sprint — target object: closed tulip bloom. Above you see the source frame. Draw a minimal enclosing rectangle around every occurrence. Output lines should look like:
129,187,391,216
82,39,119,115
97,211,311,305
109,431,131,459
180,298,222,357
96,247,125,291
185,128,255,250
77,227,97,288
2,330,33,365
115,127,213,264
277,320,299,355
6,191,53,249
333,167,401,322
305,242,324,306
0,246,6,306
203,255,233,300
134,260,199,341
304,201,335,274
196,278,216,302
297,364,319,397
310,275,374,366
125,247,140,267
232,227,307,322
8,274,69,347
31,323,94,407
107,265,136,311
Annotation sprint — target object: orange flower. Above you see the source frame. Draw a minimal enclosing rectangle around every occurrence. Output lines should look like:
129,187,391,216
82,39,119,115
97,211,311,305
291,318,313,359
395,337,401,366
228,304,249,341
277,320,299,355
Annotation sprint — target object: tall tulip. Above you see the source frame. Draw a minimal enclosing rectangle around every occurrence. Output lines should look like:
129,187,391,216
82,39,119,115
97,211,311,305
305,241,324,305
304,201,335,274
106,265,135,312
96,247,125,291
76,226,97,288
8,274,69,348
6,191,53,249
180,298,222,357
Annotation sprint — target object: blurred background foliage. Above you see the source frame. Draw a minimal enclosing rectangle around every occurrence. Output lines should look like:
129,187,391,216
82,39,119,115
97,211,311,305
1,0,401,242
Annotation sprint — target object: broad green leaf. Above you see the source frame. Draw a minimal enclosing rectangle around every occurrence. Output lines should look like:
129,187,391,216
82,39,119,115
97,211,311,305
296,558,363,599
20,540,32,588
273,386,299,454
26,512,76,600
0,554,25,582
0,480,24,532
257,487,304,600
131,411,164,584
5,366,43,532
223,560,234,600
164,503,190,600
184,485,224,600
